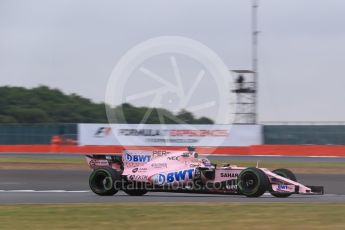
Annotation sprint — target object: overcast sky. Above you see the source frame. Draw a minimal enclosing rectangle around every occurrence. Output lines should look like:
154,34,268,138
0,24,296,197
0,0,344,123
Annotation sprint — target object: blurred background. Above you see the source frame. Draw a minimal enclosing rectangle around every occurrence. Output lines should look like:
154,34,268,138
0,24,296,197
1,2,345,229
0,0,345,146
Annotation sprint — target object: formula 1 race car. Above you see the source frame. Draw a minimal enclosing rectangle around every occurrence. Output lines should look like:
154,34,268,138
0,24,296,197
86,147,324,197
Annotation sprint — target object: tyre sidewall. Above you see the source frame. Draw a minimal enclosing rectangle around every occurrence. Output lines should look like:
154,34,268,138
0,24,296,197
269,168,297,198
238,167,269,197
89,167,121,196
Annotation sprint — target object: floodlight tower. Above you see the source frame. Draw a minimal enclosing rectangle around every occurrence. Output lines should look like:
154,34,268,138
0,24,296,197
231,70,256,124
251,0,259,124
230,0,259,124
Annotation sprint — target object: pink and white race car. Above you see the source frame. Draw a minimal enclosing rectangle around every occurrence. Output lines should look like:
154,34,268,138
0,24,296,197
86,147,324,197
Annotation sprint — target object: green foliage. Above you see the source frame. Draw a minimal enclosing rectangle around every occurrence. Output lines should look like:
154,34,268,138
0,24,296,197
0,86,107,123
0,115,17,123
6,107,50,123
0,86,214,124
110,104,214,124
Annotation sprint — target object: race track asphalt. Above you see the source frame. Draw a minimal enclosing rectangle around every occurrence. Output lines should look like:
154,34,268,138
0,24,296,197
0,155,344,204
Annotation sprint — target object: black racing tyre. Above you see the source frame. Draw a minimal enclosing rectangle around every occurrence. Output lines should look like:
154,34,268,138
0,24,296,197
272,168,297,181
269,168,297,198
89,167,121,196
237,167,269,197
123,189,148,196
123,182,147,196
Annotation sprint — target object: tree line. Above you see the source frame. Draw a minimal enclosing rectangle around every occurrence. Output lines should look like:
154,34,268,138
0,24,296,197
0,86,213,124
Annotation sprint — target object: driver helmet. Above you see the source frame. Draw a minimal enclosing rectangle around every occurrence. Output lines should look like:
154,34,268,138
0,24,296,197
199,158,212,167
187,146,195,152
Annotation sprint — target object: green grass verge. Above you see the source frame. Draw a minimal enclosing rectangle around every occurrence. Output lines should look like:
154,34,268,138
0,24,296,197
0,157,84,164
214,160,345,170
0,203,344,230
0,157,344,173
0,157,344,168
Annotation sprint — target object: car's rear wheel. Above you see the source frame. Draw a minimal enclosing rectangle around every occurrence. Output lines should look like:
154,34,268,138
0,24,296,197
269,168,297,198
123,182,148,196
89,167,121,196
123,189,148,196
237,167,269,197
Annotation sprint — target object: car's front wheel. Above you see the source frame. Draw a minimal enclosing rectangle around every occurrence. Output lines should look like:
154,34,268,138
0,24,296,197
269,168,297,198
237,167,269,197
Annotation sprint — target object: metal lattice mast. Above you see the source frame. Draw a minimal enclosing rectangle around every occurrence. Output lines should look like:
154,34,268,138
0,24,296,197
230,1,259,124
252,0,259,124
